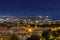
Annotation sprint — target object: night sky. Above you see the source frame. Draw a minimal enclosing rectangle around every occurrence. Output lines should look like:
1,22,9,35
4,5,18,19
0,0,60,19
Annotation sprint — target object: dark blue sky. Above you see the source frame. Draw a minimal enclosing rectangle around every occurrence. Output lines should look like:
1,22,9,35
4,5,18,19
0,0,60,19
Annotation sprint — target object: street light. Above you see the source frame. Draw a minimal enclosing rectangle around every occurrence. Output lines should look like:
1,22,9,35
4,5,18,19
28,28,32,32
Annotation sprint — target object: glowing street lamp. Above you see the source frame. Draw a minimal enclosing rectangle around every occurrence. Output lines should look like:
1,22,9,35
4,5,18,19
28,28,32,32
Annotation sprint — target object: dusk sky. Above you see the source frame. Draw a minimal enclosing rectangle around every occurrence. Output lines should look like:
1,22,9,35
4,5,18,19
0,0,60,19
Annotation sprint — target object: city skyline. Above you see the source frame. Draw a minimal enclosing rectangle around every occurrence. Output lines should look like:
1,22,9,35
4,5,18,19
0,0,60,19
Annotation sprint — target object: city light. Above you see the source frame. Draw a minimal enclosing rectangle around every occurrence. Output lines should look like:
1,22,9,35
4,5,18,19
28,28,32,32
0,16,60,40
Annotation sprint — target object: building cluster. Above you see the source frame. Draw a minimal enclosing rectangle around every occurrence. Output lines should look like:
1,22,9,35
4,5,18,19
0,16,60,26
0,16,60,40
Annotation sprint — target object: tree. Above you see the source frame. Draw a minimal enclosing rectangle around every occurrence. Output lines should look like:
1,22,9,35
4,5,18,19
57,30,60,34
42,30,56,40
26,37,31,40
30,35,40,40
9,34,20,40
26,35,40,40
53,31,59,37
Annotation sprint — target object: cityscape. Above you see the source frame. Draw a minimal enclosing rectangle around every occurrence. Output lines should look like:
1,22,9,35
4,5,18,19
0,0,60,40
0,16,60,40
